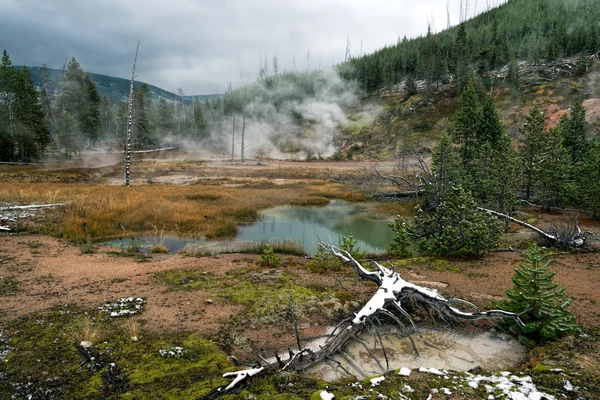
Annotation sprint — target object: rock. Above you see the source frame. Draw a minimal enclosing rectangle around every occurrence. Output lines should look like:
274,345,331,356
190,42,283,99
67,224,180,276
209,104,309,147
468,365,483,375
205,299,213,304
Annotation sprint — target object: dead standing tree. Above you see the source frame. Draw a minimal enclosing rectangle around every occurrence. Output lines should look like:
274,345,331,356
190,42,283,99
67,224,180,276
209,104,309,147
125,41,140,187
200,243,524,399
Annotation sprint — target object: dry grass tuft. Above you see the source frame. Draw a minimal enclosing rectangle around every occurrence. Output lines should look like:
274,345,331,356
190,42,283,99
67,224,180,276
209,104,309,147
123,319,140,342
150,244,168,253
71,318,100,346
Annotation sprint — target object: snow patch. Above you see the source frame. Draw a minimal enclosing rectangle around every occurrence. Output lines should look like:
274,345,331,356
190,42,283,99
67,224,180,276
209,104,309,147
370,376,385,387
99,297,144,317
398,367,411,376
419,367,446,376
320,390,335,399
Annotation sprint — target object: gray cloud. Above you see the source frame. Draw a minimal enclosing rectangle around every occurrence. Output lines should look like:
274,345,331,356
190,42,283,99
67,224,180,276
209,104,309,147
0,0,505,94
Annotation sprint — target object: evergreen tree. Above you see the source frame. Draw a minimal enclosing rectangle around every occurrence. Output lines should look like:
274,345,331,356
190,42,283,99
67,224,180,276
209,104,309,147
470,142,495,204
82,74,101,147
404,74,417,96
561,98,589,165
489,134,519,214
412,185,502,257
507,57,520,99
535,126,572,209
0,49,16,161
575,140,600,218
12,66,51,161
479,96,503,148
388,216,412,257
451,80,482,172
193,98,208,140
56,110,79,158
156,97,175,135
496,244,578,342
423,133,461,211
519,105,546,200
454,23,470,93
134,83,153,147
39,65,56,144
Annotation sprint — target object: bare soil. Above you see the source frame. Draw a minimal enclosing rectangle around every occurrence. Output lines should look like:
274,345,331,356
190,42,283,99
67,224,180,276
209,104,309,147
1,233,598,357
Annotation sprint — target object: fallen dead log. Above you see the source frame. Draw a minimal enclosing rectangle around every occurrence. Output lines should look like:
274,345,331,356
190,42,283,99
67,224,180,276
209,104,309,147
0,202,71,212
198,244,524,399
477,207,597,249
0,203,71,232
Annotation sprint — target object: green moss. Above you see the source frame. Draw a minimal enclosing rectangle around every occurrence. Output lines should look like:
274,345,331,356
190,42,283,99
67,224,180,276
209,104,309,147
154,269,224,291
0,276,19,295
77,373,103,398
0,305,236,399
532,363,552,373
309,390,324,400
220,275,335,324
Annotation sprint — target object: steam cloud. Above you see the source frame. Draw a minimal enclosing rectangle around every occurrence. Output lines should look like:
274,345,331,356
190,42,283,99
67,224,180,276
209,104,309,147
184,67,380,160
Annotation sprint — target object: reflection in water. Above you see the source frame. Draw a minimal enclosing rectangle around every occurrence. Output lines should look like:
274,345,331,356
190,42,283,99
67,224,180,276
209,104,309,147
103,235,206,254
237,201,394,255
103,201,394,255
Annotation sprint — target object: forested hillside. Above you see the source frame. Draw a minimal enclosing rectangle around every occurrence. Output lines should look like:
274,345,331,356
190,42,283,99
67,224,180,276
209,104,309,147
1,0,599,163
0,53,215,162
23,66,218,104
341,0,600,93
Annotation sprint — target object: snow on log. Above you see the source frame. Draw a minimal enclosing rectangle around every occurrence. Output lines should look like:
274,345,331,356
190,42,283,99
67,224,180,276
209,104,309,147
0,202,70,211
199,243,525,399
477,207,597,249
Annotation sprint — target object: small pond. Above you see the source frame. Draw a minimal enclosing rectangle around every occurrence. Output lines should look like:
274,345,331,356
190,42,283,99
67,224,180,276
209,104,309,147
236,201,394,255
104,201,395,256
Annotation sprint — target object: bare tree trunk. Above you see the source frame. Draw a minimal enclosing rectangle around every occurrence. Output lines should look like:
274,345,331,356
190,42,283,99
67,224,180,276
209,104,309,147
125,41,139,188
231,115,236,165
240,114,246,164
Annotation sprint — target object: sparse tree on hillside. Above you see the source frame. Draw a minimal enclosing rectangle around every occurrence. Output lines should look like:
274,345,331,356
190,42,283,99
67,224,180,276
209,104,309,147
450,80,481,172
454,23,470,93
535,126,572,209
560,98,589,165
489,134,519,214
479,96,503,148
519,105,546,200
420,133,462,214
575,140,600,218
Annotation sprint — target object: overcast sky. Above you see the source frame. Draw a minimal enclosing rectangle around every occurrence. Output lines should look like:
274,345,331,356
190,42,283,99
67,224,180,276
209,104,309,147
0,0,504,94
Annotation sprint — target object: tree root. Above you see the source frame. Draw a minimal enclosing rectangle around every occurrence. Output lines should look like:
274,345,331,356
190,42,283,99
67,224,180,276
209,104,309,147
198,243,524,399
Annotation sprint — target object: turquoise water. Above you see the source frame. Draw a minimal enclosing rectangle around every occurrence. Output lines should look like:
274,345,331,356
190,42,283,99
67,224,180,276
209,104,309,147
103,235,206,254
236,201,394,255
104,201,394,256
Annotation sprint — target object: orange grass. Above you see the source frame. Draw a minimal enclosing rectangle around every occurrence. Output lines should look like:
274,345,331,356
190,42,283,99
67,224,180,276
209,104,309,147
0,180,362,243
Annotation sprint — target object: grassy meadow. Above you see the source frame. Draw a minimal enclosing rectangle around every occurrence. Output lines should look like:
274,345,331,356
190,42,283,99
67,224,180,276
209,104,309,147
0,161,365,244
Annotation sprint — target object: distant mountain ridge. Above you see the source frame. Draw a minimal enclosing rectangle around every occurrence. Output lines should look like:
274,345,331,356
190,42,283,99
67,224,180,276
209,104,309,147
22,65,220,104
